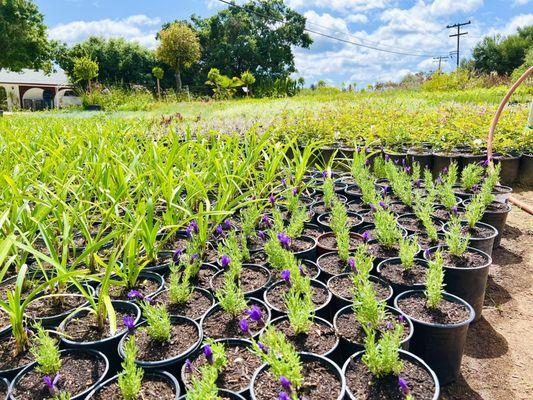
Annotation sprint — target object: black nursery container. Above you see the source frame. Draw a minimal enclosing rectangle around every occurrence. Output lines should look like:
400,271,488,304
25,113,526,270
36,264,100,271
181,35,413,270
442,221,498,256
394,290,475,385
376,257,428,297
518,153,533,187
179,390,245,400
493,154,521,185
463,200,511,248
1,378,7,400
0,329,36,380
407,148,433,170
432,152,460,177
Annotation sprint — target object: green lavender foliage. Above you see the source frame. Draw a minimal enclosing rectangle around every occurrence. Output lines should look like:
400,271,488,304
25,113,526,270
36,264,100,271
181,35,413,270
286,205,309,238
461,163,484,190
286,287,314,335
423,169,437,203
252,326,303,389
31,323,61,375
399,237,419,270
264,235,293,270
215,275,247,318
464,196,486,228
445,218,469,256
241,204,261,238
186,365,220,400
218,231,243,280
387,164,413,206
478,163,501,206
411,162,421,183
352,279,386,334
413,194,438,242
322,177,335,209
444,162,458,186
330,199,350,261
425,252,445,309
372,156,387,179
362,324,404,378
118,336,144,400
53,393,71,400
168,265,193,305
205,339,228,372
271,208,285,234
439,181,458,210
374,210,403,248
141,302,172,342
351,245,374,282
351,147,367,177
286,187,300,215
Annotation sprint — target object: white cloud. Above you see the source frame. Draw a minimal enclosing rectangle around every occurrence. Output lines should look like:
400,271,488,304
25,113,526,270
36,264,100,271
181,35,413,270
346,14,369,24
49,14,161,48
513,0,530,5
430,0,484,16
304,10,349,33
287,0,392,13
485,13,533,37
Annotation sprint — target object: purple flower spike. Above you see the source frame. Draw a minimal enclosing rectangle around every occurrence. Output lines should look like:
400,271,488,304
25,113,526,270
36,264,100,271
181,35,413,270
173,247,183,263
482,159,490,167
127,290,143,301
239,318,250,334
398,376,410,395
279,392,290,400
204,345,213,364
383,185,390,193
281,269,291,283
123,315,136,330
186,220,199,237
385,321,394,330
322,170,330,178
223,219,232,230
261,214,271,227
415,179,422,188
277,233,291,249
423,248,431,259
436,176,443,185
215,224,223,235
220,255,231,268
405,166,412,174
246,305,263,323
472,184,480,192
402,159,406,166
257,230,266,241
379,201,387,209
281,178,287,187
280,377,292,393
394,159,400,165
298,265,305,276
292,187,298,196
365,159,370,166
451,205,458,215
43,373,60,395
348,257,356,271
185,358,193,373
369,203,376,211
190,253,199,263
385,154,390,162
269,194,276,206
397,315,406,324
258,342,268,354
362,231,371,243
442,167,448,174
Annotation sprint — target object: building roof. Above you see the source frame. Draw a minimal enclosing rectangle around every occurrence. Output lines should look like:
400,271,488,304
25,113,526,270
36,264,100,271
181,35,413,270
0,68,71,86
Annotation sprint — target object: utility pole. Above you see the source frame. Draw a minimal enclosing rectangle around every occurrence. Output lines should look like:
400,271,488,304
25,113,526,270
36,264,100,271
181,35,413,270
433,56,448,72
447,21,470,68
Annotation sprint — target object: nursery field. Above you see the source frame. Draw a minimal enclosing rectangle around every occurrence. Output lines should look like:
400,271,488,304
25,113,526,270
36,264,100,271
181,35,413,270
0,89,532,400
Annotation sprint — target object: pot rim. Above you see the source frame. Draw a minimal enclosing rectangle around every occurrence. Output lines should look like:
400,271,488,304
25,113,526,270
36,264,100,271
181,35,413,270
442,221,498,241
326,273,393,303
263,279,332,315
209,264,272,295
425,245,492,270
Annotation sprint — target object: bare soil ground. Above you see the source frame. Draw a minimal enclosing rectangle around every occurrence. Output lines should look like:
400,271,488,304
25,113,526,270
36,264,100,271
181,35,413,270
441,188,533,399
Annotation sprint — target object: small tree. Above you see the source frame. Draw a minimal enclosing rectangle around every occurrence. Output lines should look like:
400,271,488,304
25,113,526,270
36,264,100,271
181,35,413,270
240,70,255,97
156,22,201,91
206,68,243,100
152,67,164,99
73,57,99,93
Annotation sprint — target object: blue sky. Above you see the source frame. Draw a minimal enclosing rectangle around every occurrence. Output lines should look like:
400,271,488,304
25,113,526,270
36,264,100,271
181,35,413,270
36,0,533,86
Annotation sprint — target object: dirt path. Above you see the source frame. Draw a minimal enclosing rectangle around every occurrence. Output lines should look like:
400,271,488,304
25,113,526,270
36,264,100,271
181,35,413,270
441,189,533,399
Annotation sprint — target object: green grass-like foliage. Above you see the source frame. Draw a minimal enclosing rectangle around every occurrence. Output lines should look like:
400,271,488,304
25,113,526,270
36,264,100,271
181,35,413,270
31,323,61,375
425,252,445,309
141,302,172,342
399,237,419,270
362,323,404,378
118,336,144,400
215,275,247,318
374,210,403,248
330,199,350,261
461,163,484,191
445,218,470,257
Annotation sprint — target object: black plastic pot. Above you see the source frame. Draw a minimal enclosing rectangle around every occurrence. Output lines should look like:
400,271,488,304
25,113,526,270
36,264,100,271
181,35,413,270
442,221,497,256
493,154,520,185
407,148,433,170
290,235,318,261
210,264,271,298
9,349,109,400
1,377,7,400
250,352,346,400
460,153,486,169
86,370,180,399
263,279,331,321
333,304,413,366
300,258,321,281
152,286,215,322
492,185,513,204
432,152,460,177
179,390,244,400
518,154,533,187
342,349,440,400
384,149,408,165
327,273,393,311
316,211,363,233
425,246,491,321
343,184,362,202
180,338,255,397
463,200,511,248
143,250,176,274
0,328,36,380
376,257,428,297
99,271,165,302
316,232,363,256
394,290,475,385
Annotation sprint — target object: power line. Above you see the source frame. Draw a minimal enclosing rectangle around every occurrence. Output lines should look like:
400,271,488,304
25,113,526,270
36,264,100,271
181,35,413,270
215,0,445,58
447,21,470,68
433,55,448,71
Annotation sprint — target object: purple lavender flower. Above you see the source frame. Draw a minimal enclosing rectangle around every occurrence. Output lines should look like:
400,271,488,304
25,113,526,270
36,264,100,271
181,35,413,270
281,269,291,283
127,290,143,301
281,178,287,187
402,159,406,167
362,231,371,242
190,253,199,264
322,170,330,178
279,392,290,400
277,233,291,249
269,194,276,206
369,203,376,211
257,230,267,241
123,315,136,331
43,373,60,395
239,318,250,334
385,321,394,330
348,257,356,271
482,158,490,167
398,376,410,395
204,345,213,364
436,176,443,185
394,158,400,165
472,184,480,192
186,220,199,237
215,224,223,235
451,205,458,215
415,179,422,188
246,305,263,323
220,255,231,268
383,185,390,193
258,342,268,354
261,213,271,227
379,201,387,209
298,265,305,276
280,377,292,393
173,247,183,263
423,248,431,259
365,159,370,166
442,167,448,174
223,219,232,230
292,187,298,196
397,315,407,324
185,358,193,372
385,154,390,162
405,166,412,174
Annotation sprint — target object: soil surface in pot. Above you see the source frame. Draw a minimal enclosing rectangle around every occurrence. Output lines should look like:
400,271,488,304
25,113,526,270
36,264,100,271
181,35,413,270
0,335,34,371
183,342,262,393
318,234,361,250
345,356,435,400
254,360,342,400
318,253,348,276
432,208,464,221
160,235,189,252
397,216,425,233
302,226,323,239
248,251,268,266
379,261,427,286
368,243,400,259
336,311,411,344
347,203,370,214
416,234,446,250
0,311,8,330
460,225,495,239
329,274,390,301
62,310,130,342
132,321,198,362
441,250,488,269
211,266,269,293
92,376,176,400
484,201,510,212
247,235,267,251
0,383,6,398
11,352,106,400
190,264,219,290
287,237,314,253
397,293,470,324
109,278,160,301
272,318,337,355
154,289,213,320
266,282,328,312
202,303,268,339
389,203,413,215
25,290,87,320
320,214,361,227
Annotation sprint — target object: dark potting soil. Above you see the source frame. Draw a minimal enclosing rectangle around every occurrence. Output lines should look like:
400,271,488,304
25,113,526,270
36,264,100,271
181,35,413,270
368,242,400,259
397,216,425,233
202,245,219,264
389,203,412,215
133,321,198,362
253,360,342,400
211,266,269,294
266,282,328,312
345,187,362,196
144,252,174,269
416,234,446,250
300,262,319,278
108,278,160,300
347,202,370,214
441,250,488,269
0,310,9,330
272,318,337,355
312,203,329,214
336,311,411,345
248,250,268,266
190,265,219,291
183,342,262,393
397,293,470,324
321,214,361,227
302,226,323,239
247,235,267,251
318,252,348,276
460,224,495,239
0,383,5,398
345,356,435,400
432,208,464,221
161,235,189,252
318,234,361,250
329,274,390,301
91,376,176,400
379,261,427,286
202,303,267,339
25,291,87,320
62,310,130,342
485,201,510,212
288,237,314,253
154,289,213,320
11,353,106,400
0,335,34,370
